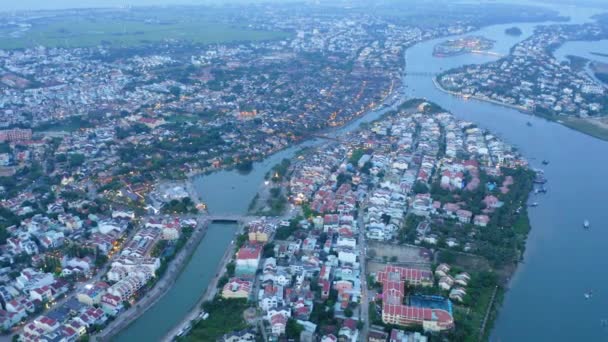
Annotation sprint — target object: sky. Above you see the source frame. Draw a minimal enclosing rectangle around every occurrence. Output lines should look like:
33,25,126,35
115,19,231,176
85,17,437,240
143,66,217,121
0,0,286,11
2,0,606,12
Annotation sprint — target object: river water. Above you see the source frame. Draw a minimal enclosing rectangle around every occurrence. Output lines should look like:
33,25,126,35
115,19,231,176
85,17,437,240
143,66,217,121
117,3,608,341
404,5,608,341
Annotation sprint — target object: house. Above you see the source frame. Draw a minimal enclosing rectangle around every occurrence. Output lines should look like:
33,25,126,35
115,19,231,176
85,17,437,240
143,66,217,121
473,215,490,227
0,309,23,330
270,313,287,336
339,318,359,342
100,293,122,316
235,244,263,278
222,278,252,299
389,329,428,342
29,285,52,302
454,273,471,286
321,334,338,342
248,222,274,243
338,250,357,265
376,265,433,287
438,276,454,291
221,328,256,342
449,287,467,302
483,195,503,210
456,210,472,224
434,264,450,278
368,329,389,342
77,282,109,306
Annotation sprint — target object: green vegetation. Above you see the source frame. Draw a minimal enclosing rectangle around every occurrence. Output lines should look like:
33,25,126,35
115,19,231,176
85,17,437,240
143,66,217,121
266,158,291,182
185,298,250,341
505,27,522,36
261,187,287,216
275,218,300,240
235,160,254,173
348,148,367,166
448,272,503,342
0,10,290,50
155,226,194,278
34,116,93,132
0,143,10,154
286,319,304,339
561,117,608,142
161,197,198,214
565,55,589,72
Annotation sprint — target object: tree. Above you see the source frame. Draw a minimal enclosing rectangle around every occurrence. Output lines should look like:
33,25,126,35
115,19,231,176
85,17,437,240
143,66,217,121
413,181,429,194
285,318,303,339
169,86,181,98
344,307,353,317
263,243,275,258
68,153,85,168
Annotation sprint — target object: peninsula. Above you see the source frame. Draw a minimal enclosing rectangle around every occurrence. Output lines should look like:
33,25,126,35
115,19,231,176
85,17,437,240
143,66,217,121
181,100,535,341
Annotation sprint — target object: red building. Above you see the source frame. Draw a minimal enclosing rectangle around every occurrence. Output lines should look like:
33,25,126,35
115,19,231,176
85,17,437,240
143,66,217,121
0,128,32,142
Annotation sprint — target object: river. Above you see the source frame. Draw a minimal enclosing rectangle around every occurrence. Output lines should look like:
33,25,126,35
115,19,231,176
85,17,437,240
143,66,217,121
117,2,608,341
404,4,608,341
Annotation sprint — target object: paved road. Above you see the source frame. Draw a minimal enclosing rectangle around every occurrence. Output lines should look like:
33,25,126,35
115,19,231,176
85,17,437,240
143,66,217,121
357,205,370,341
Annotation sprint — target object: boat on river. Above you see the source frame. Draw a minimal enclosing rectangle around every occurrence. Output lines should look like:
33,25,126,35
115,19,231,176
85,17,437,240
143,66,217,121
584,220,590,229
542,160,550,165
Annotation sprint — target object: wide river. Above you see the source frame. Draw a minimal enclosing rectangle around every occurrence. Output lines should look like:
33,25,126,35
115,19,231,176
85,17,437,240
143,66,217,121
117,3,608,341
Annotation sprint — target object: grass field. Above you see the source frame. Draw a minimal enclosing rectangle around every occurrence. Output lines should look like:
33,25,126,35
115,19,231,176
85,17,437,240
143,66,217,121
562,116,608,142
0,9,289,49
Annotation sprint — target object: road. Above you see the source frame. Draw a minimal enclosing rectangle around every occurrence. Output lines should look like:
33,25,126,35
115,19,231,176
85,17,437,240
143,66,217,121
357,205,370,341
93,216,209,341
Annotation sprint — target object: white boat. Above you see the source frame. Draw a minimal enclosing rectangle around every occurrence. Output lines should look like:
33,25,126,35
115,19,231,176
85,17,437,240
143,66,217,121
584,291,593,299
583,220,590,229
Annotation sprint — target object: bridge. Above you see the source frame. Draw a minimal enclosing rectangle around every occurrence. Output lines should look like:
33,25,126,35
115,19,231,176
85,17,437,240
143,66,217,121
202,214,258,224
406,71,439,77
308,133,344,142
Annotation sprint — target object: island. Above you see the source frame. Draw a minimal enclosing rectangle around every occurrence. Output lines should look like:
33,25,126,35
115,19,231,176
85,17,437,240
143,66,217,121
436,22,608,141
433,36,495,57
505,26,523,36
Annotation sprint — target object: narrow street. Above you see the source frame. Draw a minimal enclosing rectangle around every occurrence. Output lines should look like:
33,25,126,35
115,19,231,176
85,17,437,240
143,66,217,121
357,205,370,341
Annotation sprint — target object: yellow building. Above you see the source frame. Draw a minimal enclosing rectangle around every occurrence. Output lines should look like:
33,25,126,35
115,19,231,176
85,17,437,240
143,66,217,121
221,278,252,299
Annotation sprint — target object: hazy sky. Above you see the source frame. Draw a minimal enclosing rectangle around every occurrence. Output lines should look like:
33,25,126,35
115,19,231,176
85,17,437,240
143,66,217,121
2,0,606,12
0,0,280,11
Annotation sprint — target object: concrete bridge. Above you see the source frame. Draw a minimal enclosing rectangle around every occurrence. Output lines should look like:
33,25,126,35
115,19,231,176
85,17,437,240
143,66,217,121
406,71,439,77
203,214,258,224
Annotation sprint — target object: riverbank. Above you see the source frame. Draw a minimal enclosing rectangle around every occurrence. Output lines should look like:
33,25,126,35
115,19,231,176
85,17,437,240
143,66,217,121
433,77,608,141
161,223,243,342
94,218,209,341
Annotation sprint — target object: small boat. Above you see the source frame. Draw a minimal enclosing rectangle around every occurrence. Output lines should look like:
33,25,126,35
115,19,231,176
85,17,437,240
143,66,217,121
584,291,593,299
541,160,550,165
584,220,590,229
526,121,532,127
530,202,539,207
